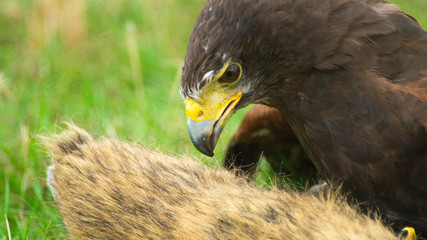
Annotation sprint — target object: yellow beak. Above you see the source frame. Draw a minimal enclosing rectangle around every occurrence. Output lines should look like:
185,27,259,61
185,92,242,156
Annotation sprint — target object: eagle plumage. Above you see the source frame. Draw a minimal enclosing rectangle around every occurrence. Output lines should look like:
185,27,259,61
224,104,316,181
181,0,427,233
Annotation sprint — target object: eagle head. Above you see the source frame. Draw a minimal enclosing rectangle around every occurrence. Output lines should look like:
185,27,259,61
180,0,320,156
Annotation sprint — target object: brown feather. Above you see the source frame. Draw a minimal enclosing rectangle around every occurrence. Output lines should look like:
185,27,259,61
224,104,317,182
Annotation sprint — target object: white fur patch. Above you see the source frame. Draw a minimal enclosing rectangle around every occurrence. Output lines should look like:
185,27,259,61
47,165,58,201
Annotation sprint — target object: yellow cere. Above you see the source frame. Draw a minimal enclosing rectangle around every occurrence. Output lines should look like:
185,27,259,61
185,61,243,122
185,91,242,122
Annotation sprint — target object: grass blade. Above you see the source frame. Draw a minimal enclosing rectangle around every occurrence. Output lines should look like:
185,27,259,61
4,214,11,240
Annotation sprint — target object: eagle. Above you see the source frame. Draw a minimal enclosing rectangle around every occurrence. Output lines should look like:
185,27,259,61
180,0,427,233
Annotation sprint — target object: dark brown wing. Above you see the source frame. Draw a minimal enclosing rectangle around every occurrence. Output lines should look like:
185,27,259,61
224,105,316,183
372,8,427,223
373,10,427,211
312,1,427,232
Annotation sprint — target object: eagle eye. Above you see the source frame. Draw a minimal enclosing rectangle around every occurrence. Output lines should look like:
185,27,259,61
218,63,241,84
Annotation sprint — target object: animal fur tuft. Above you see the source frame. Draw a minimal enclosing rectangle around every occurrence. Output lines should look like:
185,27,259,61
44,125,398,239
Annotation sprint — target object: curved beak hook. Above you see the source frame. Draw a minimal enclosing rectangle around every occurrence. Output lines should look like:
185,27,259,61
185,92,242,157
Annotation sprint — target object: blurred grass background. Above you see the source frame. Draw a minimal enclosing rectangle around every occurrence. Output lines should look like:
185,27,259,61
0,0,426,238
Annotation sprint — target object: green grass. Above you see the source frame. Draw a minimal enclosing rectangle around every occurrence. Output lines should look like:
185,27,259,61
0,0,426,238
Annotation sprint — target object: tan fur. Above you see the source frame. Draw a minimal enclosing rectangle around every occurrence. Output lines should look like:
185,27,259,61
43,125,398,239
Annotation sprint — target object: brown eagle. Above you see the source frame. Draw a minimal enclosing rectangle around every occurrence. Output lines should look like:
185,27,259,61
180,0,427,233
